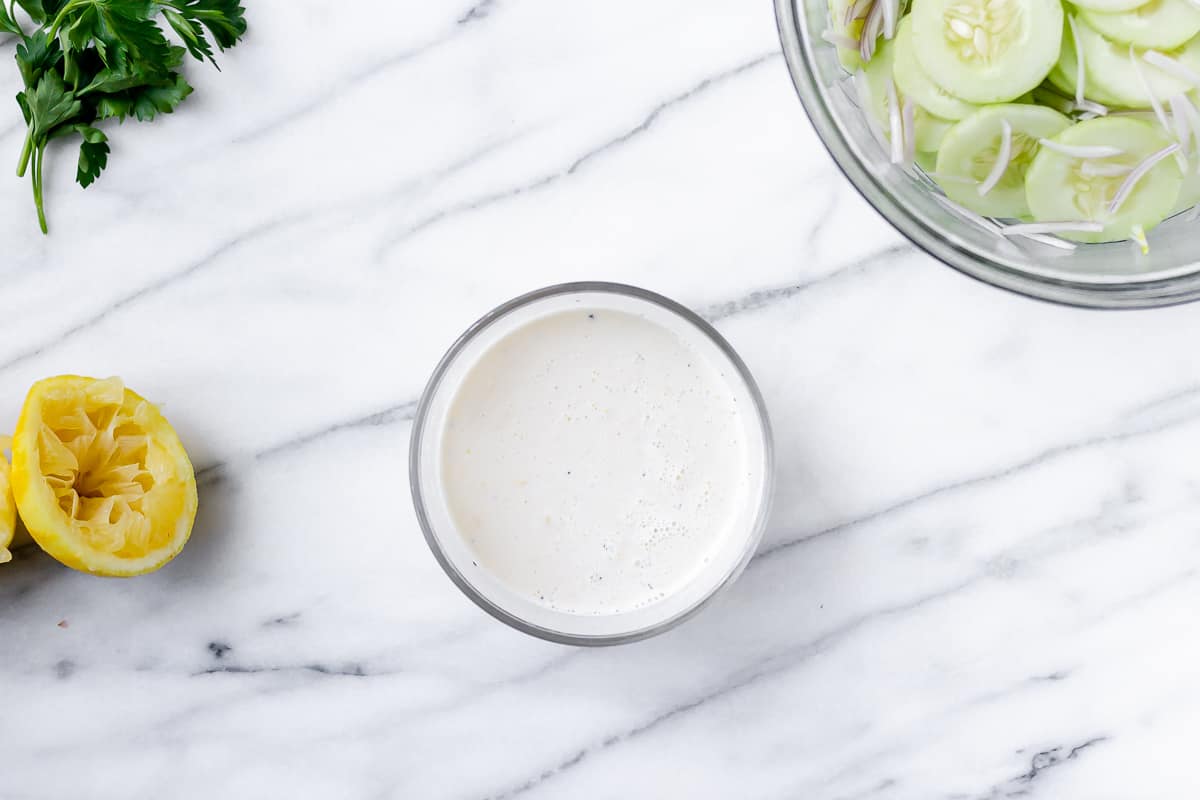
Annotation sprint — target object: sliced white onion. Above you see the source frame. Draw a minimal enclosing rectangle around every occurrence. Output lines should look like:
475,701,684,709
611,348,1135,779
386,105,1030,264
902,96,916,164
1077,111,1101,121
845,0,873,24
860,1,884,62
1168,93,1192,171
1169,94,1193,146
1173,90,1200,174
1000,221,1105,235
1080,160,1132,177
926,171,977,184
1074,98,1109,116
1109,143,1181,214
1131,46,1173,142
978,120,1013,196
822,29,862,49
1144,50,1200,87
887,78,904,164
933,194,1005,235
1038,140,1124,158
1014,231,1079,250
881,0,898,39
1069,16,1087,106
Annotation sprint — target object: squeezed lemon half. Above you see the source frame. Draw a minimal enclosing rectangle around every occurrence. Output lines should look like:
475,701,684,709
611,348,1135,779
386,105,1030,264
0,436,15,564
11,376,197,577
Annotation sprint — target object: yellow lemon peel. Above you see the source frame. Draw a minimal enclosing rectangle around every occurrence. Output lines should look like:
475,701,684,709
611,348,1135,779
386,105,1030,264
0,435,14,564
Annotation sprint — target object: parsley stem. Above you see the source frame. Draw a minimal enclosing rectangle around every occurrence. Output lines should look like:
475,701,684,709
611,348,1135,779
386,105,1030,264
27,140,44,233
34,141,46,234
45,0,87,41
16,129,31,177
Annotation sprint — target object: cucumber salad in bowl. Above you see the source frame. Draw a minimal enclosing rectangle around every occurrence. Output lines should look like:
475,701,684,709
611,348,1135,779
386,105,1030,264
824,0,1200,248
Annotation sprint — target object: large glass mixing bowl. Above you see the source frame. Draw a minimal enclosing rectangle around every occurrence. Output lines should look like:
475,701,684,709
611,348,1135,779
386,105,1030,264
775,0,1200,308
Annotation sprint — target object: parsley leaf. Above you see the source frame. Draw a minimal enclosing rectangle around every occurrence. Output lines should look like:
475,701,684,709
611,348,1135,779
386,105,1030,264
93,93,133,121
161,8,214,66
28,71,81,138
15,91,31,125
14,0,67,25
0,4,22,35
16,31,60,87
161,0,246,51
74,125,108,187
79,53,174,95
60,1,171,70
130,72,192,121
89,70,191,122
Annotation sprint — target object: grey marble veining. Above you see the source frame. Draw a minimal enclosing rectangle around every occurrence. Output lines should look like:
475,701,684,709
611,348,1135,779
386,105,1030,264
1,1,1200,798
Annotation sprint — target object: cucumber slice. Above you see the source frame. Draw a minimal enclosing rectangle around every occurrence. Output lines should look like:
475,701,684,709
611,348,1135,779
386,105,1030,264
915,150,939,172
915,111,956,150
1116,110,1200,215
1074,17,1200,108
861,37,904,148
1173,168,1200,213
911,0,1064,103
1171,95,1200,212
1176,94,1200,213
1050,21,1129,107
1071,0,1151,15
893,16,980,119
934,104,1072,216
1044,67,1076,99
1079,0,1200,50
862,38,958,152
1045,33,1083,100
1025,117,1183,241
1070,0,1152,13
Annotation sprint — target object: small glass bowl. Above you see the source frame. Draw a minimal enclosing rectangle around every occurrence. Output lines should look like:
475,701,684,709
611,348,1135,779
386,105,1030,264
776,0,1200,308
409,283,775,646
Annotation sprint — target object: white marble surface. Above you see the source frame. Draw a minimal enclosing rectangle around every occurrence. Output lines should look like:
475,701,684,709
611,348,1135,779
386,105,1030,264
2,0,1200,797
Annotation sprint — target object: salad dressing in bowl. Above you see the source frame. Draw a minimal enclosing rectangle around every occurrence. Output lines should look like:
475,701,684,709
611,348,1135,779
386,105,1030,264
410,284,773,644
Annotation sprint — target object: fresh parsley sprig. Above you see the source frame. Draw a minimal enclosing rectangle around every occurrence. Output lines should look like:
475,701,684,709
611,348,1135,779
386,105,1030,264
1,0,247,233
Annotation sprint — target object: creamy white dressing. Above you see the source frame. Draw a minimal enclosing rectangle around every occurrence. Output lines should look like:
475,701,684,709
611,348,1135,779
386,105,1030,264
439,308,756,616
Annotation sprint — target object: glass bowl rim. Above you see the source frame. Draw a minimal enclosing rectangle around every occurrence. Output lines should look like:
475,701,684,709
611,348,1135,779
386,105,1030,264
408,281,777,646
